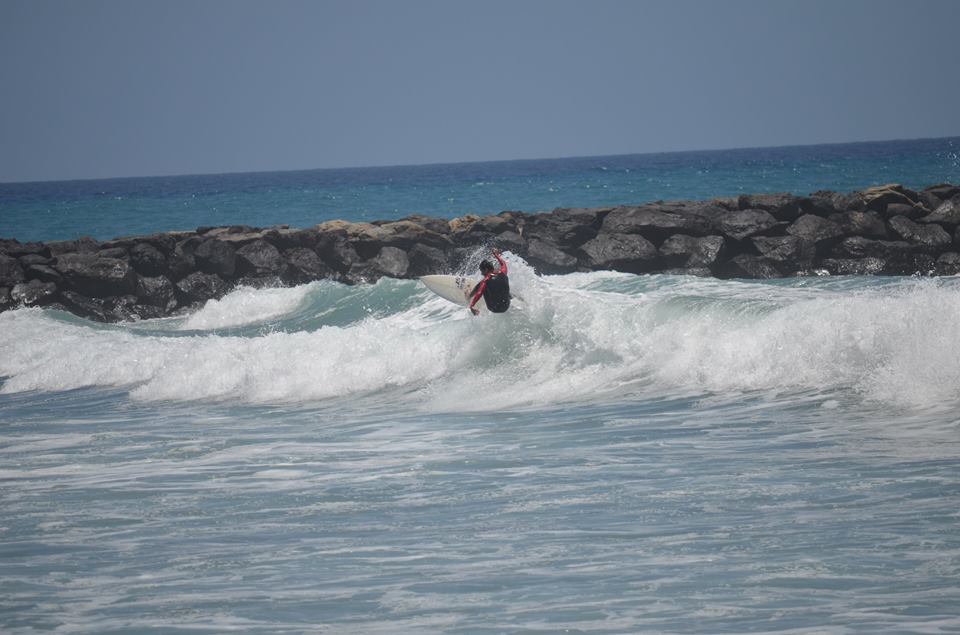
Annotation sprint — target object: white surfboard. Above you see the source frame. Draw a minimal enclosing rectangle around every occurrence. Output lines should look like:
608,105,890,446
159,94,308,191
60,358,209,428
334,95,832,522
420,275,481,309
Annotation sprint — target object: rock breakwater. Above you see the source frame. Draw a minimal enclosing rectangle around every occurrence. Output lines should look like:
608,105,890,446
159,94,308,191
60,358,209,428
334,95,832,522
2,182,959,322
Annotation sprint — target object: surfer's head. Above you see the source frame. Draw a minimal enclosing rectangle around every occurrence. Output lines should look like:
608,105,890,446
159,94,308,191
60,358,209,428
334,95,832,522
479,260,494,274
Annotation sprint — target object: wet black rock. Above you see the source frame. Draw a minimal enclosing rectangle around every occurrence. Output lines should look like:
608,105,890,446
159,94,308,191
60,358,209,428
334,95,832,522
54,253,137,297
3,182,959,323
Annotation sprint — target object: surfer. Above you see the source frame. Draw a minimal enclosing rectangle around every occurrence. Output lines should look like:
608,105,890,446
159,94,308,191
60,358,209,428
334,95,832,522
469,248,510,315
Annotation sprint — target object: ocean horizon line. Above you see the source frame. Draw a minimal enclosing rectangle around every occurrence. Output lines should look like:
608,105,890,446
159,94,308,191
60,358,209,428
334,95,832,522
3,134,958,188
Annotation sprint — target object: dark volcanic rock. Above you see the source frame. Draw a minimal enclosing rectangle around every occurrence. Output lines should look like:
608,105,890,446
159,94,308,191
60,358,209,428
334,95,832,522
828,211,888,238
58,291,142,323
5,180,960,323
0,254,26,286
54,253,136,297
48,237,98,256
194,239,237,278
737,192,801,222
580,232,659,273
936,252,960,276
525,208,604,248
882,203,926,221
236,239,286,277
284,247,335,283
786,214,844,249
715,209,778,241
406,244,449,277
659,234,726,269
369,246,409,278
135,275,177,311
0,239,50,257
752,236,815,270
917,196,960,227
525,238,579,274
169,237,202,281
602,204,713,242
720,254,781,279
98,246,128,260
25,263,63,285
923,184,960,202
175,272,229,304
11,279,58,306
18,254,51,267
130,242,168,276
888,216,952,249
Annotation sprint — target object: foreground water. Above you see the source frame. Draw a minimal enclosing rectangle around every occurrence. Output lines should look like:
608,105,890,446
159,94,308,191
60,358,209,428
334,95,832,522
2,259,959,633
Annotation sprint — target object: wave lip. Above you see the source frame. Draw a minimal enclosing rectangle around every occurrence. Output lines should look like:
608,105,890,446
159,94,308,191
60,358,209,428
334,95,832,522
3,263,960,411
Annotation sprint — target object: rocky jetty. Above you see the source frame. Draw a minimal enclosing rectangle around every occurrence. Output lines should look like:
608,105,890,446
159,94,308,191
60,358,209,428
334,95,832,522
2,182,960,322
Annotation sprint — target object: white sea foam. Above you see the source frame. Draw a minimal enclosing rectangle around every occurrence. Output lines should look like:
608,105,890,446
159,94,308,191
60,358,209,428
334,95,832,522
178,282,320,330
3,263,960,410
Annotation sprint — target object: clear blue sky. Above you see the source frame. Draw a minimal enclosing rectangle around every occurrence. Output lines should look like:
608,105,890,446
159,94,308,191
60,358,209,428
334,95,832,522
1,0,958,182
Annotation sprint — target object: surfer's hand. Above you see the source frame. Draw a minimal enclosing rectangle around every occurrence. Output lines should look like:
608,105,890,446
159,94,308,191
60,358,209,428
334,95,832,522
470,307,479,316
491,247,501,257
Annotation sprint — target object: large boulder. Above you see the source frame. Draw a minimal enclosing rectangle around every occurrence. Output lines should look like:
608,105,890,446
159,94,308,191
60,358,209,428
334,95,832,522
194,239,236,278
135,275,177,311
715,209,779,241
659,234,726,269
24,263,63,286
175,272,229,304
524,208,604,248
936,252,960,276
882,202,927,221
917,196,960,227
737,192,801,221
579,232,659,273
54,253,137,297
283,247,335,283
47,236,98,256
887,216,952,249
0,254,26,286
369,246,409,278
601,204,714,242
0,239,49,257
834,236,914,260
168,236,202,281
406,244,449,277
786,214,844,251
828,211,888,238
236,239,286,277
129,242,168,276
719,254,780,279
10,280,58,306
58,292,143,323
751,236,815,270
524,238,579,274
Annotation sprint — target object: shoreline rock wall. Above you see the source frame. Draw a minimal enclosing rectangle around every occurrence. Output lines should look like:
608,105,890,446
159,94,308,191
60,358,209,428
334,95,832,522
2,182,959,322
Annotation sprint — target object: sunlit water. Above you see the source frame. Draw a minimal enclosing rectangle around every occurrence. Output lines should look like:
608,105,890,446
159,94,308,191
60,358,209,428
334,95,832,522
3,259,959,633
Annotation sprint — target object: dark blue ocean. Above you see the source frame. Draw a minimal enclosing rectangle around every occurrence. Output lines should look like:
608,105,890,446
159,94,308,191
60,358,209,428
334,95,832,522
2,139,960,634
2,137,959,243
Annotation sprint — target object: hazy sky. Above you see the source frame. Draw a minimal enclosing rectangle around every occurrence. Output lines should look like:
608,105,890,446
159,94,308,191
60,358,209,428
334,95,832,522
1,0,958,182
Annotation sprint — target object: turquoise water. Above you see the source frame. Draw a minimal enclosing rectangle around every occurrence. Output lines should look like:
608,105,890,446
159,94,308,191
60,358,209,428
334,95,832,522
2,140,960,633
2,137,959,243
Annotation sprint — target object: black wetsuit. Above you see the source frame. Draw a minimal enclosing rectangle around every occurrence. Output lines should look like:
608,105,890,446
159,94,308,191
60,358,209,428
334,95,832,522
469,254,510,313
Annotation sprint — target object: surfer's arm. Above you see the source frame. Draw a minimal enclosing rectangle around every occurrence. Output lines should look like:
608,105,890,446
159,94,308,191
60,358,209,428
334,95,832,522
469,280,486,313
493,250,507,274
